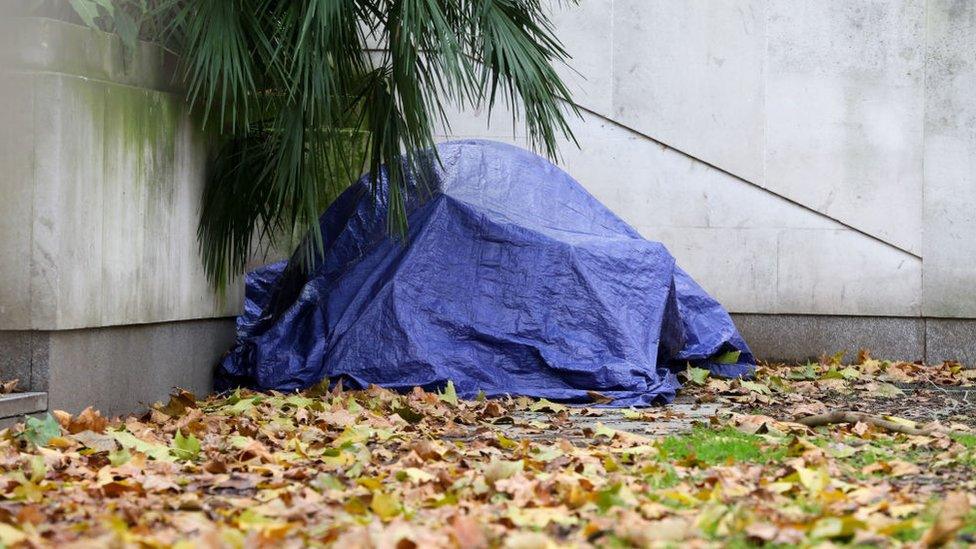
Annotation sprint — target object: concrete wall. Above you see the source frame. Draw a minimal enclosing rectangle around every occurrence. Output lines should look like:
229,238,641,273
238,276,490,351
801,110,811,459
0,18,241,332
3,3,976,417
0,18,238,411
439,1,976,360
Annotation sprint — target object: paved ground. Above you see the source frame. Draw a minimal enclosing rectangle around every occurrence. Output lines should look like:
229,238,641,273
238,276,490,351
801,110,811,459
459,395,720,445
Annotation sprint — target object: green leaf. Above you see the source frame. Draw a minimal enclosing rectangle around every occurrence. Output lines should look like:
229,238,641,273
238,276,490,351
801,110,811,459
595,483,627,513
68,0,101,27
223,397,261,416
108,447,131,466
311,473,343,492
111,430,174,462
91,0,114,16
713,350,741,364
438,380,459,406
395,406,424,424
687,366,710,385
820,367,845,380
22,414,62,447
171,430,201,461
788,362,819,380
740,381,772,395
112,9,140,54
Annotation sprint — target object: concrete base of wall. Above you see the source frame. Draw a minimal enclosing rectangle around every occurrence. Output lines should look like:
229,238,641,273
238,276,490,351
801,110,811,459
733,314,976,367
0,318,235,416
0,314,973,416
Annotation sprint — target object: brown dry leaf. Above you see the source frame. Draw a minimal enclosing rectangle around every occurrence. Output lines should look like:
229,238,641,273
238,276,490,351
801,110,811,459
919,491,970,547
71,430,118,452
745,521,778,542
52,409,71,429
586,391,614,405
0,366,972,548
888,460,921,477
67,407,109,434
0,379,18,394
408,440,443,461
733,414,779,434
449,515,487,549
789,401,829,417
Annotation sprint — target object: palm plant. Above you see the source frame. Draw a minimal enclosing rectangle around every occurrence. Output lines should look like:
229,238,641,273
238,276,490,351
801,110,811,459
71,0,580,290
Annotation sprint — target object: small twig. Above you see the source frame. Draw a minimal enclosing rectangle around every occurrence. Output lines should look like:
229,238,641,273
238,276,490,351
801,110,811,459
795,410,935,436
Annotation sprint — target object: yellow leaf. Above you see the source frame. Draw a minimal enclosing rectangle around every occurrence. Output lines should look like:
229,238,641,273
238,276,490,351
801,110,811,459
766,481,796,494
370,491,400,521
355,476,383,491
592,423,619,439
401,467,435,484
0,523,26,545
660,490,699,506
796,466,830,495
496,433,518,450
528,399,567,413
506,506,578,528
810,516,863,539
883,415,918,428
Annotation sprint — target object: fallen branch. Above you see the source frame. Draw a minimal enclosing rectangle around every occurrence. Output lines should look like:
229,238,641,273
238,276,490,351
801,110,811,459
794,410,935,436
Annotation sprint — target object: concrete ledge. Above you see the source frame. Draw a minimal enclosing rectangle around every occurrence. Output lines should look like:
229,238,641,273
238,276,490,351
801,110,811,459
0,392,47,419
0,317,235,416
0,392,48,431
732,313,976,367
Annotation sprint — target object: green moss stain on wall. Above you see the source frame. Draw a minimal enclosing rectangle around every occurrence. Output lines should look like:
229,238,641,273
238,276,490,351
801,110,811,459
101,84,181,196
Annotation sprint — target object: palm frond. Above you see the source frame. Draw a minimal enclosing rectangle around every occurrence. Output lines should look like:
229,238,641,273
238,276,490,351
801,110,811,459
172,0,580,289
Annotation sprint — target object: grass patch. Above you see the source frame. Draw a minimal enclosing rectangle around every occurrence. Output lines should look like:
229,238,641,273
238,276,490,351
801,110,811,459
658,426,786,466
959,508,976,537
952,432,976,449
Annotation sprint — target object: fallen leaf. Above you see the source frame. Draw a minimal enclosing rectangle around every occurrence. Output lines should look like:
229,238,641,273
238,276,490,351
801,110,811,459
740,381,772,395
22,414,62,447
67,407,109,434
687,366,710,385
171,430,201,461
370,491,401,521
1,379,18,394
450,515,487,549
0,523,26,546
483,459,523,484
528,399,567,413
438,380,459,406
71,430,119,452
919,492,970,547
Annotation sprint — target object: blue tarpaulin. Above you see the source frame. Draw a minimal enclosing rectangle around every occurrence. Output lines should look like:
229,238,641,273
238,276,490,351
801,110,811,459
216,140,754,405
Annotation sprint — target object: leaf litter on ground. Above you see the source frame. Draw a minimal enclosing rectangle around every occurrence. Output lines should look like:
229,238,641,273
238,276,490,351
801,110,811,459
0,353,972,547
